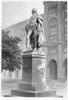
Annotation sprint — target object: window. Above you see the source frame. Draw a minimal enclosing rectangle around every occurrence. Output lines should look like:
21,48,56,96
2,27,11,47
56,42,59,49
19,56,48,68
48,4,58,43
63,2,67,42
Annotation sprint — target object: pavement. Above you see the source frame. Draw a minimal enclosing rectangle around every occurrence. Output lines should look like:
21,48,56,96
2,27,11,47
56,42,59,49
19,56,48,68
46,79,67,97
1,78,67,97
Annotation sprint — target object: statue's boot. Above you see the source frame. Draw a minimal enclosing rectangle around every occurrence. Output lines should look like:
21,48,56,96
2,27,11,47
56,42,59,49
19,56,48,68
33,48,37,52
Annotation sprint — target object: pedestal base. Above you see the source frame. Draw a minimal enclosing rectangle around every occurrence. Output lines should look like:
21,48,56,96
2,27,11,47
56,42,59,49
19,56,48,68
11,89,56,97
10,52,56,97
10,82,56,97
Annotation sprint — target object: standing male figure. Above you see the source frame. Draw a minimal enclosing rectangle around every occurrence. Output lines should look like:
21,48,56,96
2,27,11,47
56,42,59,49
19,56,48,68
25,8,44,51
29,8,44,50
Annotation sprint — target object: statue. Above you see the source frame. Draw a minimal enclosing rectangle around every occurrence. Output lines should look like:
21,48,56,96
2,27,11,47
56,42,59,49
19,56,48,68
24,24,32,50
25,8,44,52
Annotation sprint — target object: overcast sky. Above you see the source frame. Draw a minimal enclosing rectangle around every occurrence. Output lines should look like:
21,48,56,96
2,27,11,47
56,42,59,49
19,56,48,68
2,1,44,28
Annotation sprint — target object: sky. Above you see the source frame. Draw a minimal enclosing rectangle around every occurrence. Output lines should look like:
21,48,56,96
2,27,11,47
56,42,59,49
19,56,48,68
2,1,44,28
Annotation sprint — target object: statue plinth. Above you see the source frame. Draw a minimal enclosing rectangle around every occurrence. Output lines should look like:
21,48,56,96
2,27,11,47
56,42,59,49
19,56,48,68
22,52,46,91
11,51,56,97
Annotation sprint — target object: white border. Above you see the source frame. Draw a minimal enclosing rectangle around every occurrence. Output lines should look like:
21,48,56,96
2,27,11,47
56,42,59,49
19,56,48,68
0,0,68,100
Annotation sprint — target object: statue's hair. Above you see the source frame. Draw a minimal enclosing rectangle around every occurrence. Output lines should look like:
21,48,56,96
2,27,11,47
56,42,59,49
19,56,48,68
32,8,37,14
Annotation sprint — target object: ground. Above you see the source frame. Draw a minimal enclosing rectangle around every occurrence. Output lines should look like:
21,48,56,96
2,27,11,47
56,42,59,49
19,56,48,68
1,78,67,97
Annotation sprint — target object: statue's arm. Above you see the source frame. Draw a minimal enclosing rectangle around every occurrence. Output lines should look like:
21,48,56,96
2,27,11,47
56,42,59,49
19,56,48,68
37,15,43,27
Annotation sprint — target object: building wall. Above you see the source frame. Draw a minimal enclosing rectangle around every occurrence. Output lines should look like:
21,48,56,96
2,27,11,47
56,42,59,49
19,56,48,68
4,20,29,52
43,2,67,80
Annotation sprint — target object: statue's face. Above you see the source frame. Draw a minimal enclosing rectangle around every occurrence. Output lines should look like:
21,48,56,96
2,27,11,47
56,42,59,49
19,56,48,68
32,12,37,16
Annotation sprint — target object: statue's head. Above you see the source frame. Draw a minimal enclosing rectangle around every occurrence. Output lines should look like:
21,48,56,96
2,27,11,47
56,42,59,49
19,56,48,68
32,8,37,15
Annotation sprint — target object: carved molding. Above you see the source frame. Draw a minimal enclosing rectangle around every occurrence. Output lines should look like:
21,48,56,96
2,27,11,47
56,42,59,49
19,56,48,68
63,2,67,42
48,46,57,55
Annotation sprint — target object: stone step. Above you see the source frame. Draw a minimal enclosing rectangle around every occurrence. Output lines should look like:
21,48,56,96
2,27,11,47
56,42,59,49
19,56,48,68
18,82,35,91
11,90,35,97
4,95,17,97
11,89,56,97
4,94,63,98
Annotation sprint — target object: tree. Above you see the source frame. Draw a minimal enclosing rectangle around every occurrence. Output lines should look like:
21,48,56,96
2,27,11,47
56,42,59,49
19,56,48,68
2,30,22,72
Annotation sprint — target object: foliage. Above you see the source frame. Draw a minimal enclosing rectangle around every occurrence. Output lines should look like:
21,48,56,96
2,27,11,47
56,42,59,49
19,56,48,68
2,30,22,72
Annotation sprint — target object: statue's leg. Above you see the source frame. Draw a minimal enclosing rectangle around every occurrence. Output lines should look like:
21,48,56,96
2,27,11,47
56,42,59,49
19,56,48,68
33,37,35,50
33,35,37,51
34,36,36,49
26,36,30,50
37,35,39,50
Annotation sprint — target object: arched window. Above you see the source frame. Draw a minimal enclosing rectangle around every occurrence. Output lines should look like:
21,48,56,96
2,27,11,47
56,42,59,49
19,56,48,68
48,59,57,80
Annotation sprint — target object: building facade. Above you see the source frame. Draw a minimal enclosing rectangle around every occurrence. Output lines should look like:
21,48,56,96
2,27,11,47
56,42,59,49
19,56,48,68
43,2,67,80
2,2,67,80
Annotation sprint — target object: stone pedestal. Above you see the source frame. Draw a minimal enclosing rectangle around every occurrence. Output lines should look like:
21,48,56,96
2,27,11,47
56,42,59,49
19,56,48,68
11,52,56,97
22,53,46,90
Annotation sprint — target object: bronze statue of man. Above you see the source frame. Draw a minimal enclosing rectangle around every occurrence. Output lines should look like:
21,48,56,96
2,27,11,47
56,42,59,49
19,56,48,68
25,8,44,51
